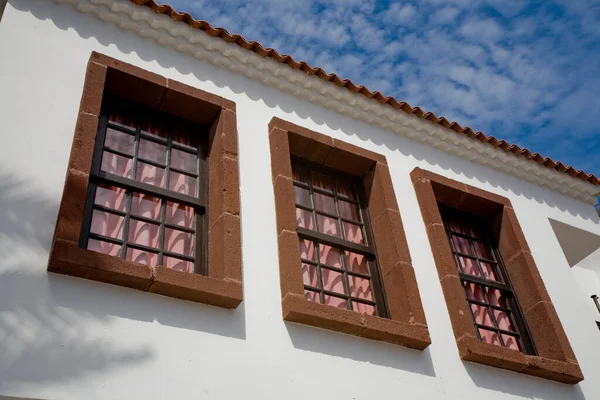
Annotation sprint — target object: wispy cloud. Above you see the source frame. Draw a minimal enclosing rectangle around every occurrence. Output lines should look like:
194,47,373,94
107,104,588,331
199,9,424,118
166,0,600,175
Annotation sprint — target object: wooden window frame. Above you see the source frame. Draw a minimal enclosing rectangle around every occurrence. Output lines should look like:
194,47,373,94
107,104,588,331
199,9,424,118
269,117,430,350
411,167,583,384
48,52,242,308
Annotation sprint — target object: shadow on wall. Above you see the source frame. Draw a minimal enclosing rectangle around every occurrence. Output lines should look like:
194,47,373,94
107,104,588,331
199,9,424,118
12,0,600,223
285,322,436,377
0,169,246,393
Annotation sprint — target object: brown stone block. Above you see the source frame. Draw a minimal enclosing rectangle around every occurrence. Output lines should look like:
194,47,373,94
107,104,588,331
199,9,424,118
425,223,458,280
364,162,399,222
79,61,106,116
524,301,576,362
268,127,293,180
458,336,528,372
384,262,427,326
504,251,551,311
371,209,411,274
277,230,304,297
48,238,153,291
273,176,297,234
159,87,221,125
361,314,431,349
166,78,235,112
333,138,387,164
412,178,442,228
104,68,166,110
523,357,583,384
494,207,532,261
324,145,376,176
431,181,468,210
288,131,333,164
68,113,98,173
206,109,238,172
282,293,364,336
208,213,241,281
54,169,89,243
466,185,511,207
440,275,476,340
91,51,167,88
150,267,243,308
208,156,240,228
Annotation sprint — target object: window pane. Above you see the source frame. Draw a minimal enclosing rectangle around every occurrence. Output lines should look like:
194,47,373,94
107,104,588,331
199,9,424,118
304,290,320,302
105,128,135,155
87,239,121,256
169,171,197,196
452,235,474,256
108,110,136,130
131,192,161,220
294,186,311,208
478,328,500,346
487,288,509,308
457,256,481,277
101,151,132,178
136,162,165,188
494,309,515,332
299,239,315,261
171,148,197,173
471,304,494,327
343,222,364,244
352,302,376,316
128,219,160,248
94,184,127,212
339,200,360,221
163,256,194,273
480,262,500,281
302,264,319,288
344,251,369,275
316,214,340,237
336,180,356,200
318,244,342,268
502,334,521,351
90,210,124,239
473,240,494,260
445,214,468,235
313,192,336,214
140,116,168,140
349,275,372,301
324,295,347,309
166,201,195,229
296,207,314,230
292,168,310,185
463,282,485,302
312,173,333,192
322,268,346,295
164,228,195,257
138,138,166,164
126,248,158,266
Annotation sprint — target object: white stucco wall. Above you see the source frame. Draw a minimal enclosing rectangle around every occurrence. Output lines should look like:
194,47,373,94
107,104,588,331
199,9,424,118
1,1,599,399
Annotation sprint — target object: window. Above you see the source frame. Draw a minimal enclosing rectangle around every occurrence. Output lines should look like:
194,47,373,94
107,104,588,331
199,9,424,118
441,207,535,354
48,52,242,308
292,159,387,317
81,98,207,275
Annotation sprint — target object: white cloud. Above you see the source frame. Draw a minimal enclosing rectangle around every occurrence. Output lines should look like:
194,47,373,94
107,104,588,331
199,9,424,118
430,7,461,25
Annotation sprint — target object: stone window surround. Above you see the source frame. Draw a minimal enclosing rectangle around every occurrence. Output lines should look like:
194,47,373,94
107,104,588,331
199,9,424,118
269,117,430,350
411,167,583,384
48,52,242,308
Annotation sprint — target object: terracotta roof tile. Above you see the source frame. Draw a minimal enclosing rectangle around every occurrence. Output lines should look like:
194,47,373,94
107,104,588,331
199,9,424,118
131,0,599,187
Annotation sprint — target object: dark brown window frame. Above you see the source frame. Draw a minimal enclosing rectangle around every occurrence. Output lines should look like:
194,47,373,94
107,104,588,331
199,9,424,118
269,117,430,350
48,52,242,308
411,167,583,384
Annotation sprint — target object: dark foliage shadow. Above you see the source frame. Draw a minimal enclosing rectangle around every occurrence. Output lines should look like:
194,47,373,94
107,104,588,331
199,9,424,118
285,322,436,377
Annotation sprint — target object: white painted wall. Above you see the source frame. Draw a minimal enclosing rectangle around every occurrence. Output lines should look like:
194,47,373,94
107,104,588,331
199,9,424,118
1,1,599,399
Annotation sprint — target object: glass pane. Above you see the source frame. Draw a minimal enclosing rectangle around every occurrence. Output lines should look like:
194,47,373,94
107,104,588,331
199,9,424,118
339,200,360,221
318,244,342,268
478,328,500,346
136,162,165,188
304,290,320,302
473,240,494,260
463,282,486,302
169,171,197,196
166,201,195,229
108,110,136,130
349,275,372,301
138,138,166,164
313,192,336,214
164,228,195,257
141,116,168,140
104,128,135,155
501,334,521,351
126,248,158,266
171,148,197,173
352,302,376,316
302,264,319,288
90,210,124,239
292,168,310,185
87,239,121,256
457,256,481,277
344,251,369,275
324,294,347,309
487,288,509,308
316,214,340,237
128,219,160,248
163,256,194,273
494,309,515,332
343,222,364,244
299,239,315,261
294,186,311,208
337,180,356,200
296,207,314,230
101,151,132,178
312,173,333,192
467,223,483,240
471,304,494,327
445,214,468,235
171,121,196,147
322,268,346,295
452,235,474,256
94,184,127,212
480,262,500,281
131,192,161,220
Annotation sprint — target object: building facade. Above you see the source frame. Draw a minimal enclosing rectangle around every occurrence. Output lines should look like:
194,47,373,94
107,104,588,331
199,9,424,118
1,0,599,399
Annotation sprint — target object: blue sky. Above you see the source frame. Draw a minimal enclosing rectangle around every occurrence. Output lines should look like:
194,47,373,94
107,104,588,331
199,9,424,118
167,0,600,175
